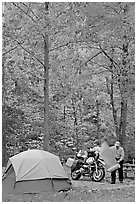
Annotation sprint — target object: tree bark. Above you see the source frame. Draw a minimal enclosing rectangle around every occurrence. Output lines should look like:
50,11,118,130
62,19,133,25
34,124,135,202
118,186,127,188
2,65,7,166
96,99,100,140
106,75,120,139
43,2,49,151
118,4,129,146
2,4,8,166
119,101,127,145
63,105,66,138
72,104,78,152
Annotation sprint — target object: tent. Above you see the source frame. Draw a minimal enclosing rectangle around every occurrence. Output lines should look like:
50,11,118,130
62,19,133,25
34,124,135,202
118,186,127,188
2,149,71,195
100,141,120,172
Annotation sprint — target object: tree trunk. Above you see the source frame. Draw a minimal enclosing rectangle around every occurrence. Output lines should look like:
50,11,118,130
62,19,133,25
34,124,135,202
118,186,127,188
119,101,127,146
96,99,100,140
106,75,120,139
105,47,121,140
2,5,8,166
63,105,66,138
43,2,49,151
2,60,8,166
118,7,129,147
72,104,78,152
2,112,7,166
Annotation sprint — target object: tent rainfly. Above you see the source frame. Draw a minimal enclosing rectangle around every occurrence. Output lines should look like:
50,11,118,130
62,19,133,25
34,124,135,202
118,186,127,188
2,149,71,195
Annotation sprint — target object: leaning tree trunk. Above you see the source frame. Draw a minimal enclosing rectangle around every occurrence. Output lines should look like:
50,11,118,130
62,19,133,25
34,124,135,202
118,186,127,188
43,2,49,151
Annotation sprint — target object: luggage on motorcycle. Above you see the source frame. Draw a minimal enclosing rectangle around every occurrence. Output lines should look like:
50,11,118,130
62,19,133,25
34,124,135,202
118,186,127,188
66,158,74,168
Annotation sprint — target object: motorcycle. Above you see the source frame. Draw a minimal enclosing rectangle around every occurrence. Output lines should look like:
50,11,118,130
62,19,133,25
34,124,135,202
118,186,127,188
71,150,105,182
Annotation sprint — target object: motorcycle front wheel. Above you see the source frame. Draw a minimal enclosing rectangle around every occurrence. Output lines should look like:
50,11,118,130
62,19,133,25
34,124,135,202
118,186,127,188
71,169,81,180
92,167,105,182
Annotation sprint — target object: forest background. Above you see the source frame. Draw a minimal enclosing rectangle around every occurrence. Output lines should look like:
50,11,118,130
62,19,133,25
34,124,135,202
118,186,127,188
2,2,135,166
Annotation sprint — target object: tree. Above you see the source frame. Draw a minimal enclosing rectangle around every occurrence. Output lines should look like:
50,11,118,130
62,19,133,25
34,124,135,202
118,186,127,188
43,2,49,150
2,2,135,163
76,2,135,147
2,2,51,153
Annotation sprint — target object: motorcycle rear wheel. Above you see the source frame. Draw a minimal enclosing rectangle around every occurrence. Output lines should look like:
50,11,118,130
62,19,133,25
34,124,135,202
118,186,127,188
71,170,81,180
92,167,105,182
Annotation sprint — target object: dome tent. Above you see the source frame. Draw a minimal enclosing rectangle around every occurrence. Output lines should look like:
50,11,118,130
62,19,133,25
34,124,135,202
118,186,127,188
2,149,71,195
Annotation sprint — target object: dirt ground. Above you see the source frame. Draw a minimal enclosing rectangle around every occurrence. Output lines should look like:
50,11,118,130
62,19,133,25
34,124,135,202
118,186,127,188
2,166,135,202
2,178,135,202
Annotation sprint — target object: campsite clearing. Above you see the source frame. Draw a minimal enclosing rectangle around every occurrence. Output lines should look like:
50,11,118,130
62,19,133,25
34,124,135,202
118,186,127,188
2,178,135,202
2,157,135,202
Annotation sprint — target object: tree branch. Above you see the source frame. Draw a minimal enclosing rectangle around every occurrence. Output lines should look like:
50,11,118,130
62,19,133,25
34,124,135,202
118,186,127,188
93,62,113,73
85,51,102,66
21,2,40,21
49,40,99,52
98,44,119,67
12,2,36,23
7,35,45,67
3,46,18,55
12,2,45,38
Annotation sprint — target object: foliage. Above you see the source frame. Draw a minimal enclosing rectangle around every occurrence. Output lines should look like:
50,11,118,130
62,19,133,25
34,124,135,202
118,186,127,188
2,2,135,164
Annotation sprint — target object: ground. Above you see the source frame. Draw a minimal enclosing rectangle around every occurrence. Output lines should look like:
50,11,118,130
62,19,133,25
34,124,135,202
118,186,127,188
2,166,135,202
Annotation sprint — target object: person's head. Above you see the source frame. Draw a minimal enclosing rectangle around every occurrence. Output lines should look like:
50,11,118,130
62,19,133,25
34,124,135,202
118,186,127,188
115,141,120,149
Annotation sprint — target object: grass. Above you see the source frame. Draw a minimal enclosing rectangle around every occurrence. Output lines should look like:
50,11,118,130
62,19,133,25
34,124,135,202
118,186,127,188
2,166,135,202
